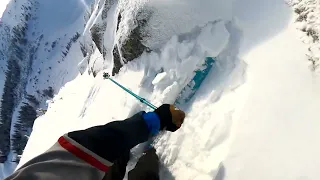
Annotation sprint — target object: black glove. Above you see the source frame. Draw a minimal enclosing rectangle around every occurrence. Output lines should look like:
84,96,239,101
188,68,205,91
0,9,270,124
154,104,185,132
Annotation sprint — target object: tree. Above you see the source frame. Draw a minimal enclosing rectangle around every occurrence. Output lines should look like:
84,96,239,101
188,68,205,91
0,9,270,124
0,0,35,163
12,102,37,160
26,95,39,106
43,87,54,98
0,59,21,159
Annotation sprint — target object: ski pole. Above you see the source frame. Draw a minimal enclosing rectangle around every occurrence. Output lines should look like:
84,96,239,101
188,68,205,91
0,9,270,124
103,72,157,110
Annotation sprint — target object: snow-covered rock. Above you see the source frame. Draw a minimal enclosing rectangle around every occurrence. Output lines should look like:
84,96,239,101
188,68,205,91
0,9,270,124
287,0,320,73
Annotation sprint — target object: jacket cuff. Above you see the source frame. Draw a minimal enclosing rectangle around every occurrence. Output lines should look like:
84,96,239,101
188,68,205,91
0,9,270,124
142,112,160,135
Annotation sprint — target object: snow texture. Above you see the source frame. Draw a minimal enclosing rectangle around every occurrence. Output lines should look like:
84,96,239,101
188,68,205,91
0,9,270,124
0,0,320,179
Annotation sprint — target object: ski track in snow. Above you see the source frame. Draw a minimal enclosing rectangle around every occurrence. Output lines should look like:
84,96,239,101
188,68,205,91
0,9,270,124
79,83,101,118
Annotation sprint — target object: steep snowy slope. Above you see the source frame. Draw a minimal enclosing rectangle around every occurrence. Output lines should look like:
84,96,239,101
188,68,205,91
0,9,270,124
0,0,27,178
0,0,10,17
1,0,320,179
0,0,92,178
0,0,11,15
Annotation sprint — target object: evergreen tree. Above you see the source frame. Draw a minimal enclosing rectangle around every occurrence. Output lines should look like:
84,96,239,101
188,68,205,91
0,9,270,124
0,59,21,160
26,95,39,106
43,87,54,98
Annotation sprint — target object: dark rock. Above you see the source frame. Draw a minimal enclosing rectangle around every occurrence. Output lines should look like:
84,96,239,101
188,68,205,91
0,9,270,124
102,0,115,20
112,45,122,76
91,0,115,54
90,20,107,54
0,155,7,163
112,10,152,75
116,13,122,32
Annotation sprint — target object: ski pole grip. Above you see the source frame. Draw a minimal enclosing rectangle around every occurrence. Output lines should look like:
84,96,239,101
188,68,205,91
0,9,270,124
103,72,110,79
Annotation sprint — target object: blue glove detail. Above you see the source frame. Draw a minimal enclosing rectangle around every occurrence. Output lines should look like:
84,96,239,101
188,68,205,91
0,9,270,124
142,112,160,136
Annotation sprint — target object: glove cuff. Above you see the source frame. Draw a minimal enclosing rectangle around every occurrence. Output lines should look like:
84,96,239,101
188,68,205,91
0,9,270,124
154,104,172,130
142,112,160,136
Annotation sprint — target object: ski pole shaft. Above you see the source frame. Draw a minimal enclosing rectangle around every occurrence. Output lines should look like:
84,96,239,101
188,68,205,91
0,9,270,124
103,73,157,110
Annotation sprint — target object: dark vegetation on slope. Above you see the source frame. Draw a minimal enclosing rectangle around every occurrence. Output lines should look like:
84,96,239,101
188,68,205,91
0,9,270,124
12,95,38,162
62,32,81,58
0,0,42,163
0,25,11,74
42,87,54,98
0,0,154,163
0,21,29,163
0,0,86,163
0,59,21,163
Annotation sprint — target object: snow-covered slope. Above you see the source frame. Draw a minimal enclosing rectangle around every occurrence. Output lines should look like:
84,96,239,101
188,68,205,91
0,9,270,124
0,0,10,18
0,0,91,178
1,0,320,179
0,1,19,178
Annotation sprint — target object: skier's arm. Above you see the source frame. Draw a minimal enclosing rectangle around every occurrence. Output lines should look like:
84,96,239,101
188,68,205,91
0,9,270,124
5,104,185,180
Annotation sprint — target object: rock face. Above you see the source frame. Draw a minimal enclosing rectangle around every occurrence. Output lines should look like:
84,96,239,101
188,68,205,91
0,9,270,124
89,0,115,76
288,0,320,72
90,0,115,55
0,155,7,163
88,0,152,76
112,44,122,75
112,10,152,75
90,22,107,54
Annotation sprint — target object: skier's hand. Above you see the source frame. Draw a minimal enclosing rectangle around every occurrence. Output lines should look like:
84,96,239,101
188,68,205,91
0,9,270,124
154,104,185,132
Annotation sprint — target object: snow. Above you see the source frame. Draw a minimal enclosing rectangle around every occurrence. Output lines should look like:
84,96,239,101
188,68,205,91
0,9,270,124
0,153,16,180
143,0,233,48
36,0,87,35
152,72,167,85
223,23,320,180
0,0,320,179
0,0,93,179
197,22,230,57
0,0,10,19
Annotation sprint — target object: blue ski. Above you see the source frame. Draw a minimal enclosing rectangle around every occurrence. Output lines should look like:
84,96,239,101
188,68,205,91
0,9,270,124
175,57,216,105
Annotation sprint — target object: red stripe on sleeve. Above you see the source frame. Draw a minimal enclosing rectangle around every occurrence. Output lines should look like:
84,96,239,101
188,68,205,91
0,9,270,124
58,136,109,172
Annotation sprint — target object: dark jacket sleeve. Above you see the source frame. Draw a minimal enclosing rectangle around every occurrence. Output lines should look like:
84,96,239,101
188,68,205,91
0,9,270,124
5,112,151,180
68,112,150,163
